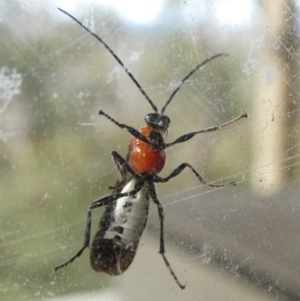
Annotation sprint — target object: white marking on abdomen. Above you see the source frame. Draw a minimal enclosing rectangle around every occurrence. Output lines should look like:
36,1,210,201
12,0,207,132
105,179,150,245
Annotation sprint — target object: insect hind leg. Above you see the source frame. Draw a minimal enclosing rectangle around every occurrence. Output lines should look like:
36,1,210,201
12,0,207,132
54,188,142,272
147,181,186,290
54,246,86,272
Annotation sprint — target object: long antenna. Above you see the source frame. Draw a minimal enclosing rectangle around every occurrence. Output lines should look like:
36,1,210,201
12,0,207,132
160,53,228,114
58,8,158,113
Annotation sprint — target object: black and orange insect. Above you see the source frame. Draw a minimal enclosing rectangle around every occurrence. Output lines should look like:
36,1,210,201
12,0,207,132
54,8,247,290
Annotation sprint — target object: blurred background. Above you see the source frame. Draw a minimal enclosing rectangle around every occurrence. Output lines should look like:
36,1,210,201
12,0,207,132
1,0,300,300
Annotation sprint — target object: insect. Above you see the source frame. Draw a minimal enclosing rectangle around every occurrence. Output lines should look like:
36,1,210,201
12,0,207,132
54,8,247,290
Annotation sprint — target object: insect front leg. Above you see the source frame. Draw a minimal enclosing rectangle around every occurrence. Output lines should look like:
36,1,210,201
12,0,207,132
163,113,247,149
147,182,186,290
99,110,162,150
99,110,150,144
54,189,141,272
152,162,235,187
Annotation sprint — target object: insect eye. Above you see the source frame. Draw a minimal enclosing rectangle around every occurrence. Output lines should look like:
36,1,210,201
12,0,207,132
161,116,170,129
145,113,158,126
145,113,170,131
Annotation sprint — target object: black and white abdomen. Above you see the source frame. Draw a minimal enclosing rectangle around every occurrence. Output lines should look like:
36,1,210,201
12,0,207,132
105,179,150,246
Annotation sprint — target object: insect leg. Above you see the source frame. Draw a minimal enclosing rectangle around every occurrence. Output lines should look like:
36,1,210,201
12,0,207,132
152,162,235,187
109,151,138,190
147,181,186,290
99,110,165,150
164,113,247,149
54,189,142,272
99,110,151,145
